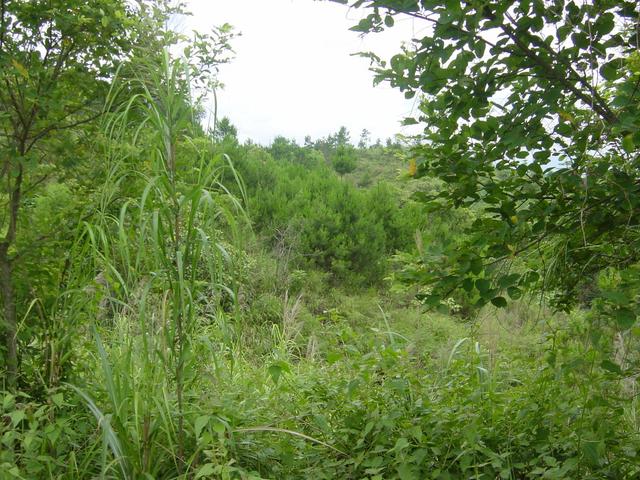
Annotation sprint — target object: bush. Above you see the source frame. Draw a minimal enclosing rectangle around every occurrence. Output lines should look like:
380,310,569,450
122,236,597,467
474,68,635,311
331,145,357,175
229,144,420,286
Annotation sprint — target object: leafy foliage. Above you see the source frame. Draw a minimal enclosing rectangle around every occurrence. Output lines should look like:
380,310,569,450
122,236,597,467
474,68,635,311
0,1,638,479
332,145,358,175
230,142,420,285
339,0,640,371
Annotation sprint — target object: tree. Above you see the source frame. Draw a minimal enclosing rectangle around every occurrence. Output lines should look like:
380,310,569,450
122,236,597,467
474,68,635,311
339,2,639,327
304,135,313,148
212,116,238,143
384,136,401,149
270,136,299,163
0,0,215,389
336,126,351,146
332,145,357,175
0,0,146,388
358,128,371,148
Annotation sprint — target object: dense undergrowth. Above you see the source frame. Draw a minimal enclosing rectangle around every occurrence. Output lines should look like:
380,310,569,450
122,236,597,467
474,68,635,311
2,80,639,478
3,284,639,479
1,2,640,479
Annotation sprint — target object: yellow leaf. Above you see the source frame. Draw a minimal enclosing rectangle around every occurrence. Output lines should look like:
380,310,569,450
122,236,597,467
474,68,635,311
408,158,417,177
558,111,573,123
510,215,518,224
11,59,29,79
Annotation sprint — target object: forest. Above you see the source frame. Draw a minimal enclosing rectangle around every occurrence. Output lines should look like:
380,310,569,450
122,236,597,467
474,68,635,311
0,0,639,478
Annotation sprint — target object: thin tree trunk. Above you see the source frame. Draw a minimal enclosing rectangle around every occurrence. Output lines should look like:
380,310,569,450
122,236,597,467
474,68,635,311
0,243,17,389
1,162,22,390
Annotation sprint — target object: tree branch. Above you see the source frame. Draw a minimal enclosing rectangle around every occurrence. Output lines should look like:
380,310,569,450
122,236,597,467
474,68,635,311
502,12,618,126
498,18,617,125
26,109,103,153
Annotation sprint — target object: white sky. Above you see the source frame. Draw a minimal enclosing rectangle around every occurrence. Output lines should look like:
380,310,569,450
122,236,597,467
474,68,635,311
183,0,420,145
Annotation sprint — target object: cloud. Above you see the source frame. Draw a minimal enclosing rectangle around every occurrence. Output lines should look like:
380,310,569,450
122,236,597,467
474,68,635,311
184,0,419,144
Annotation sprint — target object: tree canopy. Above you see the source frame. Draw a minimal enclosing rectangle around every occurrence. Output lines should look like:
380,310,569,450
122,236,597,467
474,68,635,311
339,0,640,321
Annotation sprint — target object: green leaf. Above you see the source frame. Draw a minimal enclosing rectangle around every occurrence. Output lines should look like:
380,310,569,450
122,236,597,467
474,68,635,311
622,133,635,153
2,394,15,410
507,286,522,300
572,31,589,49
600,360,622,375
393,437,410,451
601,289,628,305
582,440,604,466
267,361,290,385
473,41,486,58
397,463,418,480
195,463,216,479
423,294,443,306
268,364,283,384
326,351,342,364
211,418,226,435
614,307,636,329
194,415,209,439
384,15,394,27
491,296,508,308
594,12,615,36
9,410,26,427
402,117,419,125
498,273,520,288
600,60,621,81
470,258,483,275
556,122,573,137
475,278,490,294
51,393,64,407
351,18,373,32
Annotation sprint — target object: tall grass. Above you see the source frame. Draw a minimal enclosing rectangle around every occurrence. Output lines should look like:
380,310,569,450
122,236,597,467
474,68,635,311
69,49,246,477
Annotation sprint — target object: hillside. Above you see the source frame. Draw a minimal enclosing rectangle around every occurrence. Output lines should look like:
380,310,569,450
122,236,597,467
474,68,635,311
1,1,639,479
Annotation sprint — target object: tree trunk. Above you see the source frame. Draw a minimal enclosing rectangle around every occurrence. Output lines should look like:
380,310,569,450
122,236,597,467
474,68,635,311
1,161,22,390
0,243,17,389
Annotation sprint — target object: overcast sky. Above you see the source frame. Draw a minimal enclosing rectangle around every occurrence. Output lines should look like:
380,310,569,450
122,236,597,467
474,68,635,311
183,0,420,145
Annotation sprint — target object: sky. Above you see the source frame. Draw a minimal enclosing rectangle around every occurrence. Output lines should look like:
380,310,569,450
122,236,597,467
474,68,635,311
183,0,421,145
